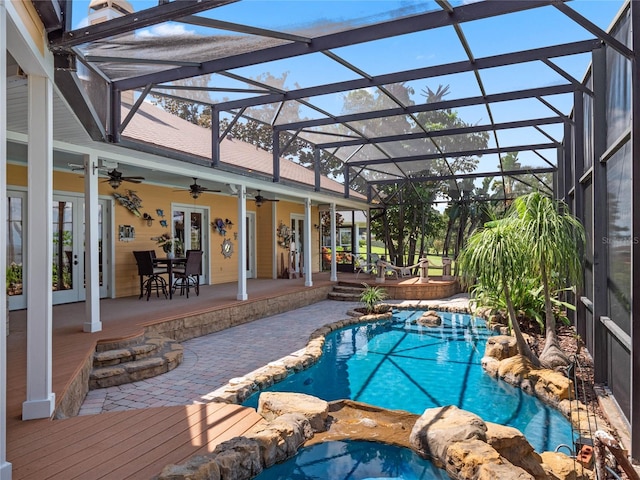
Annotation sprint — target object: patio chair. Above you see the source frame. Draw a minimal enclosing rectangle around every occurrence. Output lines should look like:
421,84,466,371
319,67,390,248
133,250,168,300
355,253,379,279
172,249,202,298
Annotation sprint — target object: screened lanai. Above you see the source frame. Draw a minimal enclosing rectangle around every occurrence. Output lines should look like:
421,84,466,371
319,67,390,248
6,0,640,467
40,0,624,203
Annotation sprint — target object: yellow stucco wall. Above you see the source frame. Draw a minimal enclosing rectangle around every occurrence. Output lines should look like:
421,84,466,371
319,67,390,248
7,165,328,298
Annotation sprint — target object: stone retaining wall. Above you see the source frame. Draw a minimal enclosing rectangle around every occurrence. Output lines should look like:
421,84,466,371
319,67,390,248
372,279,462,300
145,285,333,342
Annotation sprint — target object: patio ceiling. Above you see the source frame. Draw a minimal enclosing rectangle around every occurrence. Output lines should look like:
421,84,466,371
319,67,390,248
37,0,629,205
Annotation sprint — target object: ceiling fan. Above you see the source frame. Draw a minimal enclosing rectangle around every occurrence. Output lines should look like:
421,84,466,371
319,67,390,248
69,163,145,190
253,190,279,207
103,168,145,190
175,178,221,199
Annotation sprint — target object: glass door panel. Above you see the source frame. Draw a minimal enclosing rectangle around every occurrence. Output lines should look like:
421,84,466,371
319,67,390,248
52,200,74,293
7,192,26,310
290,215,304,275
172,205,208,283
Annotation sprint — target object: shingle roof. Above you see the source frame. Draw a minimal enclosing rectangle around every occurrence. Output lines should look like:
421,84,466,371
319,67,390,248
121,101,364,198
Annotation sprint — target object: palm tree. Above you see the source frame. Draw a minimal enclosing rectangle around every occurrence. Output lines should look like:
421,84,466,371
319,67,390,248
511,192,585,369
458,219,540,366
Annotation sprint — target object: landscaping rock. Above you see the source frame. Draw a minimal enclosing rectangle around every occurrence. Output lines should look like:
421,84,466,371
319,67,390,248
258,392,329,432
540,451,594,480
417,310,442,327
533,369,573,404
484,335,518,360
157,454,220,480
497,355,535,386
247,413,313,468
485,423,546,479
409,405,487,465
445,439,506,479
213,437,263,480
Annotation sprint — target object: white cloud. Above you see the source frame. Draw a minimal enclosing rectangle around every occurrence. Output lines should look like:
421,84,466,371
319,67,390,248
138,23,197,38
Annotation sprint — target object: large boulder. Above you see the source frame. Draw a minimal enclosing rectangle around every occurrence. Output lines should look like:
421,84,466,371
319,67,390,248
212,437,262,480
258,391,329,432
533,369,573,405
409,405,487,465
540,451,594,480
246,413,313,468
417,310,442,327
498,355,535,386
485,336,518,360
485,423,546,479
445,439,509,480
157,454,220,480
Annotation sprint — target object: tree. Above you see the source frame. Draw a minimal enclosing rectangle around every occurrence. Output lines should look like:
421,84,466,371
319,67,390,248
458,218,541,366
510,192,585,369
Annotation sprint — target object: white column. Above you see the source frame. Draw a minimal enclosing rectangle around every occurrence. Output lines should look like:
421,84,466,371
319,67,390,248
83,154,101,332
330,203,337,282
23,74,55,420
0,2,13,477
236,184,247,301
304,198,313,287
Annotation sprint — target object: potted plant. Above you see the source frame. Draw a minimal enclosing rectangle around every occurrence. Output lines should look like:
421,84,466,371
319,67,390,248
154,233,183,258
360,283,389,314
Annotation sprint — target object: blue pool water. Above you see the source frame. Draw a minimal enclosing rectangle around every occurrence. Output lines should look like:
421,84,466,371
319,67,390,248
244,310,575,453
253,440,449,480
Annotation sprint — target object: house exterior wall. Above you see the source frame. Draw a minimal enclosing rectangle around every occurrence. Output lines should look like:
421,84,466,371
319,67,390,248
6,164,325,298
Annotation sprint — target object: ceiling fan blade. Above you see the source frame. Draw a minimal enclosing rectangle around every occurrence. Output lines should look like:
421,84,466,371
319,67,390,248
122,178,143,184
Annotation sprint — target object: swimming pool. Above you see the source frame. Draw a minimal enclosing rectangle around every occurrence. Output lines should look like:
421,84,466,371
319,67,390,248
244,310,575,453
253,440,449,480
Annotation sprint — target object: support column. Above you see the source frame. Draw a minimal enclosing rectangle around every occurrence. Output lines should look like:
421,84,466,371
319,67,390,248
572,93,587,342
304,198,313,287
630,0,640,460
330,203,337,282
0,1,13,476
236,184,248,301
83,154,101,332
23,74,55,420
591,45,608,385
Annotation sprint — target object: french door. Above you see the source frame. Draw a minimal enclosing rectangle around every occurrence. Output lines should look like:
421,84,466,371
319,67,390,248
6,191,111,309
52,194,110,304
172,204,209,284
246,212,256,279
290,214,305,275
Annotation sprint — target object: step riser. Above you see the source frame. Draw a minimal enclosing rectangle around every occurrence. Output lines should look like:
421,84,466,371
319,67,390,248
90,335,184,389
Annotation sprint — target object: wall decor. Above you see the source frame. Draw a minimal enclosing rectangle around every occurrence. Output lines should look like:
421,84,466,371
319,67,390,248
142,212,154,226
159,219,168,227
277,221,291,249
113,189,143,217
221,238,234,258
119,225,135,242
156,208,165,218
212,218,227,236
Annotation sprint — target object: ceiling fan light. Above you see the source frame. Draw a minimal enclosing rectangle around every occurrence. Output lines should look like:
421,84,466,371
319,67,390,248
255,199,263,207
108,178,122,189
191,191,200,199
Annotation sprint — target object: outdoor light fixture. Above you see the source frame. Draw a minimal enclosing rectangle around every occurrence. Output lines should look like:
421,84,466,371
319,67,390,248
254,197,263,207
143,213,154,226
190,190,200,199
108,177,122,189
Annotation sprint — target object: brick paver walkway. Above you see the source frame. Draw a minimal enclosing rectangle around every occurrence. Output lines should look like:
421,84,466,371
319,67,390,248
79,299,361,414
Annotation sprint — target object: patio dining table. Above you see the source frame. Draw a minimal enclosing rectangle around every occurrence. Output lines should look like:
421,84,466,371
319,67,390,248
153,256,186,299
